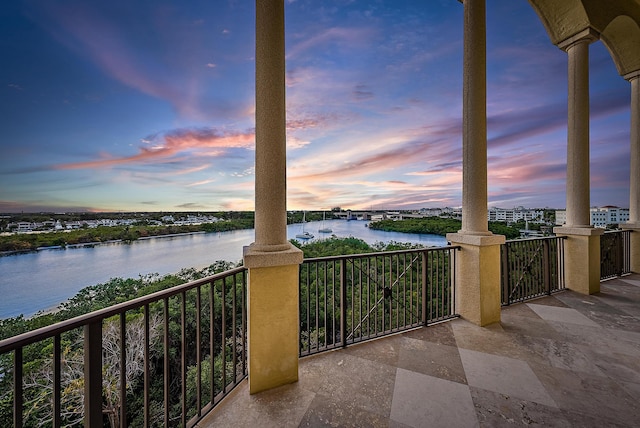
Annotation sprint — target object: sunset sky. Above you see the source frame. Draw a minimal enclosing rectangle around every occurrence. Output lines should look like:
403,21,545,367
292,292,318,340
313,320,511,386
0,0,633,213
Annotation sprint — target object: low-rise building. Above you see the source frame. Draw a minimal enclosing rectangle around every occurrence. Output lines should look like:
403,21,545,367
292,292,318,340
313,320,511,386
555,206,629,227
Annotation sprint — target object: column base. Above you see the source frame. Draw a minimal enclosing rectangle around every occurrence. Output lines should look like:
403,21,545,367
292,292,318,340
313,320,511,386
553,226,604,294
446,233,505,326
243,245,303,394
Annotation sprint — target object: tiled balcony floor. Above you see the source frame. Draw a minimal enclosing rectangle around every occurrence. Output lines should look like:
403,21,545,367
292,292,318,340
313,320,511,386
199,274,640,427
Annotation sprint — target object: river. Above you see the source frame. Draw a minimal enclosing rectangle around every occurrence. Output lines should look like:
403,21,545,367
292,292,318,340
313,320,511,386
0,220,447,319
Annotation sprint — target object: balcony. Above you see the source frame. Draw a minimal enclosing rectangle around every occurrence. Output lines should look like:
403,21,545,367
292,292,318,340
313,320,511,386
1,236,638,427
201,273,640,427
2,0,640,425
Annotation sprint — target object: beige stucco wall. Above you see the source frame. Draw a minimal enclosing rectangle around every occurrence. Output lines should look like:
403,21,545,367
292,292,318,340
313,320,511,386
554,227,603,294
246,263,300,394
447,233,505,326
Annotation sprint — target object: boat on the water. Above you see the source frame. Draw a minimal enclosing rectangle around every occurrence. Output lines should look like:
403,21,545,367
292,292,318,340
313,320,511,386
318,211,332,233
296,212,314,239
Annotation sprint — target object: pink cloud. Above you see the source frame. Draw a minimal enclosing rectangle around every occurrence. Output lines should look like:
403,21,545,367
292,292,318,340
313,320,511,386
55,128,255,170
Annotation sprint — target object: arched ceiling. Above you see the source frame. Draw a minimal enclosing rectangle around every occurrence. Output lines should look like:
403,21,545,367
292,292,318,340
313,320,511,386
528,0,640,77
601,15,640,76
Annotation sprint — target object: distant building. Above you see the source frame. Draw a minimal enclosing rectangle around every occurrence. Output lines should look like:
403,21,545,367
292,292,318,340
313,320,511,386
555,206,629,227
487,207,544,224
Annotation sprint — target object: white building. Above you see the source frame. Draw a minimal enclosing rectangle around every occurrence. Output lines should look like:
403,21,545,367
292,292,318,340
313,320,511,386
487,207,544,224
555,206,629,227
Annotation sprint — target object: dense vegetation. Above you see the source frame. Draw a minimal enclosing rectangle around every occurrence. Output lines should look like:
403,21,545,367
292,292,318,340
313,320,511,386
0,237,409,427
369,217,523,239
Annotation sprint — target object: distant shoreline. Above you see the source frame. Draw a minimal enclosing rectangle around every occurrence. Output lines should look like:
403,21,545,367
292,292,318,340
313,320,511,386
0,230,208,257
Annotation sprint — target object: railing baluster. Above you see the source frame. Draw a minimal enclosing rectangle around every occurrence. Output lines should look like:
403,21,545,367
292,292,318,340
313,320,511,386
119,313,127,428
181,292,188,427
14,348,23,428
543,239,551,295
340,258,347,348
231,275,237,384
421,252,427,325
84,321,103,428
210,279,216,400
221,277,227,392
144,304,150,428
196,286,202,417
163,298,169,426
241,270,247,377
53,334,61,428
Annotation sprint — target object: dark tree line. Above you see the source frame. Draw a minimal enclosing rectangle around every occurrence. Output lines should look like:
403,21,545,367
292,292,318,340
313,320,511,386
369,217,523,239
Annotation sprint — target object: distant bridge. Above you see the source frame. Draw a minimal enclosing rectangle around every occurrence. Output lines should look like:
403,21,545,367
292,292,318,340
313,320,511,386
331,211,425,220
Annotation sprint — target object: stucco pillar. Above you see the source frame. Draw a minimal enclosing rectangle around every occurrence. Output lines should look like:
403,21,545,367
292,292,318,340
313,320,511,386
623,71,640,272
447,0,504,327
243,0,303,394
554,29,603,295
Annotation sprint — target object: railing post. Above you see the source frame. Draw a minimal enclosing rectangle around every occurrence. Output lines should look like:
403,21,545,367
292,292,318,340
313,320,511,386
84,321,102,428
543,239,551,295
421,252,427,325
340,258,347,348
500,244,509,305
616,231,624,276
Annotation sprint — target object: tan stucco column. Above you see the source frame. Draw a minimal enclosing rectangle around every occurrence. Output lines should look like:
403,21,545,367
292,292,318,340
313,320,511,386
243,0,303,394
447,0,504,327
554,29,602,294
623,71,640,272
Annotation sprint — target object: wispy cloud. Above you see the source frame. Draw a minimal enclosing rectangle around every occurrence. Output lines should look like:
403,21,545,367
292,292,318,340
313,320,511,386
287,27,375,60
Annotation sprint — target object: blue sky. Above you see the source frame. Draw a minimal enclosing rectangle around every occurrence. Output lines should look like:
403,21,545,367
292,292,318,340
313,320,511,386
0,0,632,212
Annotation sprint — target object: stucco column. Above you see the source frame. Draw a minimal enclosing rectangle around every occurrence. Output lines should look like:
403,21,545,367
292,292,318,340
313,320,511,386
253,0,290,253
447,0,504,327
623,71,640,272
560,30,597,228
554,29,603,295
460,0,489,236
243,0,303,394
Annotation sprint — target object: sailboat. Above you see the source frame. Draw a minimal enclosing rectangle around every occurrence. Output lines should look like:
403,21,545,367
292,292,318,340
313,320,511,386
318,211,332,233
295,211,314,239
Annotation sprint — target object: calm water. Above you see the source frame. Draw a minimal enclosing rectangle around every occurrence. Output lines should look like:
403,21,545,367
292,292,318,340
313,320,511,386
0,220,447,318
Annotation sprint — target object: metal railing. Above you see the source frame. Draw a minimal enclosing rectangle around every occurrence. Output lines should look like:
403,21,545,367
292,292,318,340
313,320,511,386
501,236,566,305
299,246,459,357
601,229,631,280
0,267,247,428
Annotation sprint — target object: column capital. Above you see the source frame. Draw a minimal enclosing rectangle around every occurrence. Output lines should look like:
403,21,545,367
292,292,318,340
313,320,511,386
558,27,599,52
446,232,505,247
624,69,640,82
553,226,604,236
243,243,303,269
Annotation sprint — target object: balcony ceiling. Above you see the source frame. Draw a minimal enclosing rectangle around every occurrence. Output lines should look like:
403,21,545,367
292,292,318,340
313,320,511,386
529,0,640,76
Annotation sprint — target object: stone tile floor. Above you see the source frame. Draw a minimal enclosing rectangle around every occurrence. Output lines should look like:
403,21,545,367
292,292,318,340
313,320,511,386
199,275,640,427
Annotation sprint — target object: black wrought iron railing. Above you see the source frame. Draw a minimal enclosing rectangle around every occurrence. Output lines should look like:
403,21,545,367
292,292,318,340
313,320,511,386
299,246,459,357
501,236,566,305
600,229,631,280
0,267,247,428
